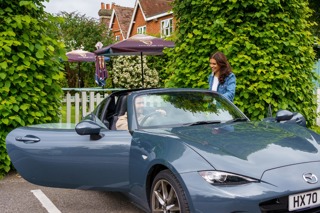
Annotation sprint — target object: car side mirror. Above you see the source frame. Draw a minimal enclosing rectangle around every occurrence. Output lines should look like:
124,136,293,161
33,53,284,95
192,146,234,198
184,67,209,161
75,120,103,140
275,110,306,127
275,110,294,122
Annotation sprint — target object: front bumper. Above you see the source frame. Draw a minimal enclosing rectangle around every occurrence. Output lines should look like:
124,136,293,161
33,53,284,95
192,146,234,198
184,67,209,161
180,162,320,213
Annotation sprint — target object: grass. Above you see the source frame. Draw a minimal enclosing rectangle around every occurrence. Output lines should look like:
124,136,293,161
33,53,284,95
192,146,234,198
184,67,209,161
60,105,81,123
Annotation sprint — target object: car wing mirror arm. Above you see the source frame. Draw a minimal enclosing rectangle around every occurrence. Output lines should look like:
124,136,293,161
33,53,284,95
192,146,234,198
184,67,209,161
75,120,104,140
90,133,104,140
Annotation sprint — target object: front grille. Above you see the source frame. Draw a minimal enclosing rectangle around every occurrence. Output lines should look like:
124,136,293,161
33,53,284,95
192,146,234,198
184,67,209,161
259,196,320,213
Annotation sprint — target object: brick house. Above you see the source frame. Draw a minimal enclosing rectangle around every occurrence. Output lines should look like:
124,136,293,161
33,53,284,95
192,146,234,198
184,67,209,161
99,0,175,41
109,5,134,41
127,0,174,38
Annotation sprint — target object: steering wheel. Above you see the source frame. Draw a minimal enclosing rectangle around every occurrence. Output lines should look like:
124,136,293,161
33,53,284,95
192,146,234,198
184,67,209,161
140,111,161,126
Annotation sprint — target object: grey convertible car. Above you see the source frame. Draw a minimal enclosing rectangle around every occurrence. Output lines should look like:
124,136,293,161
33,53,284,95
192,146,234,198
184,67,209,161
6,88,320,212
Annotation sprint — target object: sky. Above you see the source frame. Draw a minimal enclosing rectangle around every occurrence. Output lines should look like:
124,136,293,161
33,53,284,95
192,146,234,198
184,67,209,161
43,0,136,19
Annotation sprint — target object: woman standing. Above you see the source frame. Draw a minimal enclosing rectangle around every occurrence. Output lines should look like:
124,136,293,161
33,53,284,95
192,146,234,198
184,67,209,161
208,51,236,102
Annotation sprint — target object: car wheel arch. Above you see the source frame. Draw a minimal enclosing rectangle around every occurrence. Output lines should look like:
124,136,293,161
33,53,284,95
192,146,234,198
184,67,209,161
148,168,191,212
146,164,168,205
145,164,193,211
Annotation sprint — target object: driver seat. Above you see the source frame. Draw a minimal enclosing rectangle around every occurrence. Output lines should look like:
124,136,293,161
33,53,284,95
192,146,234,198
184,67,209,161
110,95,127,130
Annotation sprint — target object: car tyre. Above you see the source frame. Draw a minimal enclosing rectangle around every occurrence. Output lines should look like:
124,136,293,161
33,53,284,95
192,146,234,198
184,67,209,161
150,169,190,213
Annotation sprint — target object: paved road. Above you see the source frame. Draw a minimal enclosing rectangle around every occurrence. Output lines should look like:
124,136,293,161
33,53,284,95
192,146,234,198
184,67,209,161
0,171,145,213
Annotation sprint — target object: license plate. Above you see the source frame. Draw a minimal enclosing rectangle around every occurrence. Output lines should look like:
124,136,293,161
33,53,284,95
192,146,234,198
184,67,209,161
289,189,320,211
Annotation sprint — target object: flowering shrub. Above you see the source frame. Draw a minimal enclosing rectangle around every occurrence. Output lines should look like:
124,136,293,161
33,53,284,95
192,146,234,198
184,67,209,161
112,55,159,89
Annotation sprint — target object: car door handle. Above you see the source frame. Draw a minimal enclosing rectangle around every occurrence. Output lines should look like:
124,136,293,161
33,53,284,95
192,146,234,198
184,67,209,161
15,135,40,143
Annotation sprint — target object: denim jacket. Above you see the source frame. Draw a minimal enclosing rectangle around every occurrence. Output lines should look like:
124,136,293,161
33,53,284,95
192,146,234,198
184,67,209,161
208,73,236,102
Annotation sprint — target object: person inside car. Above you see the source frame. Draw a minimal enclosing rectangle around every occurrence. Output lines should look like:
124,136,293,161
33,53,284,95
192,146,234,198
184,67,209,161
116,96,166,130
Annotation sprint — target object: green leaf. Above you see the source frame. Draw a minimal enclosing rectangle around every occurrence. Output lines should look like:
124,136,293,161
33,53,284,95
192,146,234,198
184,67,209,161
12,55,19,62
23,59,30,66
2,118,9,125
193,29,202,35
0,62,8,69
0,73,6,79
37,60,45,65
36,50,44,58
3,45,11,52
17,53,25,59
12,105,19,112
28,117,34,123
20,104,29,111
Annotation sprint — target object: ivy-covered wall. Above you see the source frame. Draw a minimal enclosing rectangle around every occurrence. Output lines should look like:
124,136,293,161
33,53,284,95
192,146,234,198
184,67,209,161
165,0,318,125
0,1,65,178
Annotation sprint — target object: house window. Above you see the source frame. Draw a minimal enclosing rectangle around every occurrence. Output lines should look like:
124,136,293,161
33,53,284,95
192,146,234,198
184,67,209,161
137,26,146,34
115,35,120,41
161,18,173,37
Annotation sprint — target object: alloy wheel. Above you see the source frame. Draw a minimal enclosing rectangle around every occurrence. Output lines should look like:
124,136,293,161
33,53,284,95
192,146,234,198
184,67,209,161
151,179,181,212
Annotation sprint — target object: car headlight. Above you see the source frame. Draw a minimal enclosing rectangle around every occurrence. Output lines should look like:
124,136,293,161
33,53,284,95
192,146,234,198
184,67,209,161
198,171,258,185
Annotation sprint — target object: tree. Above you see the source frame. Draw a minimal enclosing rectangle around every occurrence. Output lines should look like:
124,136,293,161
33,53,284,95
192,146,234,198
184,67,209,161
0,0,66,178
56,11,113,52
112,56,159,89
54,12,114,88
165,0,317,126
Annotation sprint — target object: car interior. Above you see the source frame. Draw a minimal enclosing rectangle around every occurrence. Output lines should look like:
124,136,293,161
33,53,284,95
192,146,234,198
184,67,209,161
109,95,127,130
100,93,128,130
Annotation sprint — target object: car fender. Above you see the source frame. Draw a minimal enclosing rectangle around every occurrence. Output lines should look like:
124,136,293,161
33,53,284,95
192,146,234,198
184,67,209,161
128,130,214,211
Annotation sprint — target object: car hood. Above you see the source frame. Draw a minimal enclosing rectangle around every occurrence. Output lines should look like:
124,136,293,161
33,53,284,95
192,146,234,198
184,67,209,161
168,121,320,179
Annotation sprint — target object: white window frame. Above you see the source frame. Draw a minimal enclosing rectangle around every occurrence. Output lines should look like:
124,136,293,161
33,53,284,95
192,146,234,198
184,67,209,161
161,18,173,37
115,35,120,41
137,26,146,34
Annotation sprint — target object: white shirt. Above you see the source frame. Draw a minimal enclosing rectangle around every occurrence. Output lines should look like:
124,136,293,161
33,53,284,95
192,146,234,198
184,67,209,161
211,75,219,91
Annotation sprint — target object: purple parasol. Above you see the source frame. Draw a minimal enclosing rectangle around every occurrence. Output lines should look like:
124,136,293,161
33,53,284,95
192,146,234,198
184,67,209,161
94,34,174,86
95,34,174,55
66,49,96,62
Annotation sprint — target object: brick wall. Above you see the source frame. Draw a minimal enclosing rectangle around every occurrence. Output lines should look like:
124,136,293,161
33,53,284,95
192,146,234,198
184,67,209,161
129,5,174,37
111,17,124,40
130,5,146,37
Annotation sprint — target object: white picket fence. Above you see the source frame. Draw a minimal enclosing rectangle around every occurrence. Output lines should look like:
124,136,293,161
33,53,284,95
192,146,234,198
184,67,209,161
61,88,122,124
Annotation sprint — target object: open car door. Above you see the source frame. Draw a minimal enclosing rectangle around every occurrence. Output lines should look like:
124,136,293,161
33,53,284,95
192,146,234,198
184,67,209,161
6,121,132,191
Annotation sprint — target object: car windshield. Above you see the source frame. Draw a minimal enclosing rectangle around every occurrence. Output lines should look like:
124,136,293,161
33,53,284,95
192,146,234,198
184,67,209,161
135,91,247,128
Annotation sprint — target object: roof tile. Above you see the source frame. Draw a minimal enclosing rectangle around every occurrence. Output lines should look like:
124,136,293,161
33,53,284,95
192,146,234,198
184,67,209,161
114,5,134,39
139,0,173,18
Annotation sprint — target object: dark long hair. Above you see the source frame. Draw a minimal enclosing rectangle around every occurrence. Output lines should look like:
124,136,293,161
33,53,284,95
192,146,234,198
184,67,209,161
210,51,232,84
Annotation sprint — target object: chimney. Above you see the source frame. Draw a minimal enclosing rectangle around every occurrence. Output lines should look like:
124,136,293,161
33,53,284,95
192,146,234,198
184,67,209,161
111,2,115,9
101,2,105,9
98,2,113,28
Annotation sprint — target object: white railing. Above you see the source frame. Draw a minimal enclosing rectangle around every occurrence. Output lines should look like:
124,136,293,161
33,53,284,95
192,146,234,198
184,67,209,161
61,88,122,124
